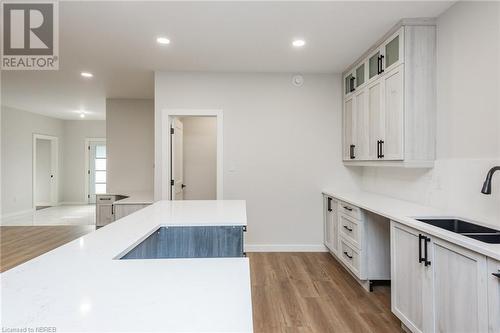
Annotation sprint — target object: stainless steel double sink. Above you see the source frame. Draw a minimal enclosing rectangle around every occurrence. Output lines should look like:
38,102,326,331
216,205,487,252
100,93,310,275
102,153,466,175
415,218,500,244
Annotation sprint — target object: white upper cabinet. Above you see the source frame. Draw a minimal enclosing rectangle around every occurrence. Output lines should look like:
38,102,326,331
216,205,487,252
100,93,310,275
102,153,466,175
342,19,436,167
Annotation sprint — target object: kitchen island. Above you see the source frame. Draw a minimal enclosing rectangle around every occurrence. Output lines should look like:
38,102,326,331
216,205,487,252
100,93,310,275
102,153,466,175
1,200,253,332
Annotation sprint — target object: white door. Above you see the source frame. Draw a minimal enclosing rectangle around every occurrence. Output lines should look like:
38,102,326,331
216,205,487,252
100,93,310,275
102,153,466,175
431,238,488,333
171,118,184,200
343,97,354,160
487,258,500,332
391,222,433,333
88,141,107,204
382,64,404,160
354,88,369,160
368,79,384,160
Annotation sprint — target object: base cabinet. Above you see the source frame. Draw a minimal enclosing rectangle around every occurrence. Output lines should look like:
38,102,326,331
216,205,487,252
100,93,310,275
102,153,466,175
391,221,490,333
114,204,150,221
488,258,500,333
323,195,338,254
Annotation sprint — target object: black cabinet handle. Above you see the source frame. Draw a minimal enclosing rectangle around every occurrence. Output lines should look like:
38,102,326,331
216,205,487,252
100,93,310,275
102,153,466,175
343,225,353,232
379,140,384,158
424,236,431,266
350,144,356,159
377,140,382,158
327,197,332,212
418,234,425,264
380,55,385,73
377,56,381,74
343,251,353,259
111,204,114,215
343,206,353,211
493,272,500,279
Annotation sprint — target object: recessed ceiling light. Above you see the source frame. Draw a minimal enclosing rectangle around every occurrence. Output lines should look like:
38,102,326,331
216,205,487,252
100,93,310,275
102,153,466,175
292,39,306,47
156,37,170,45
79,113,86,118
81,72,93,78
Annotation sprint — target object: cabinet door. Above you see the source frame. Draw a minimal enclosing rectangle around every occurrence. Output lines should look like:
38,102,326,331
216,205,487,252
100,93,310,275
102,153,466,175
381,64,404,160
343,97,355,160
391,222,430,333
344,71,355,96
487,258,500,333
431,238,489,333
355,63,366,89
97,204,114,226
353,88,369,160
383,28,404,73
323,196,338,254
368,50,381,81
367,79,384,160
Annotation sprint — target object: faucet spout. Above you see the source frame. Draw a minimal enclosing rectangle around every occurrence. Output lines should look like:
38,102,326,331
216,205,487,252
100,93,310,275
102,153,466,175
481,166,500,194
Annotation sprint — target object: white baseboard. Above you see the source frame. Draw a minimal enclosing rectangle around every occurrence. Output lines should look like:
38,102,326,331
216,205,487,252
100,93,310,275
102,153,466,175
35,202,56,207
60,202,88,205
244,244,328,252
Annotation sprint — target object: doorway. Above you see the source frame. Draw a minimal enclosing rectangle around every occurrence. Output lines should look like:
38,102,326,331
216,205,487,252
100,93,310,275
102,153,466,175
163,109,223,201
32,134,58,209
85,138,107,204
170,116,218,200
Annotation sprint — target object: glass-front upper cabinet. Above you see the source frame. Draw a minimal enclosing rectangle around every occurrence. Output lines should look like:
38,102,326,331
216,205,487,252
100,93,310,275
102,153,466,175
368,51,381,80
344,72,356,96
355,63,365,88
383,27,404,72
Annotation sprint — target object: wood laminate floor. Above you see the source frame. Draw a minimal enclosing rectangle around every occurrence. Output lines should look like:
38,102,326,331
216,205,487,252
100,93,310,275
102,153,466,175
1,227,401,332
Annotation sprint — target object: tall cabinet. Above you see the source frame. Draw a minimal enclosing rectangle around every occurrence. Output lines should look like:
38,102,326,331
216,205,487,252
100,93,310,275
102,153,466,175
342,19,436,167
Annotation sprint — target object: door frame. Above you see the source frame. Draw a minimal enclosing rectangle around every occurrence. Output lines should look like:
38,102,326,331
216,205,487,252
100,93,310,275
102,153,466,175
85,138,106,204
32,133,59,208
160,109,223,200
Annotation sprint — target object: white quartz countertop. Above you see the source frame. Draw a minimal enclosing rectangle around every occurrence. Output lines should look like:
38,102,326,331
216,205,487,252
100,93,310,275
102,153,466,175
109,192,154,205
1,200,253,332
323,189,500,261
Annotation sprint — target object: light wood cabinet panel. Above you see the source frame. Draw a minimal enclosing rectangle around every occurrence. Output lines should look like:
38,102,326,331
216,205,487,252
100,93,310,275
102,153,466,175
343,97,354,160
114,204,150,220
391,222,429,333
381,64,404,160
323,196,338,254
431,238,489,333
487,258,500,333
97,204,114,227
354,88,369,160
368,79,383,160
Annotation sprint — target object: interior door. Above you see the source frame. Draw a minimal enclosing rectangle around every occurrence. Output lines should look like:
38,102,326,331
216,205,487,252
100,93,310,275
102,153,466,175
382,64,404,160
171,118,184,200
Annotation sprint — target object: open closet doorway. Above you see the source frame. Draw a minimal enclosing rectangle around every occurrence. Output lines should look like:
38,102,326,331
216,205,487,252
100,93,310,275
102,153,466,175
32,134,59,209
86,138,107,204
168,110,222,200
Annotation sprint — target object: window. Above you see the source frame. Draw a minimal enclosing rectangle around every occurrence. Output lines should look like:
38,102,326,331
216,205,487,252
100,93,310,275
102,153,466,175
94,144,106,194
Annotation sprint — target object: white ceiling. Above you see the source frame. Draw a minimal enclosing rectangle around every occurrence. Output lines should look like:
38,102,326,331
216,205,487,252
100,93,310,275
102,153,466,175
1,1,454,120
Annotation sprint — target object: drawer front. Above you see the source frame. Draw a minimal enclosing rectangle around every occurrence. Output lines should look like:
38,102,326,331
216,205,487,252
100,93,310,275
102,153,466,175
97,195,115,203
339,201,361,220
340,237,361,277
339,213,361,249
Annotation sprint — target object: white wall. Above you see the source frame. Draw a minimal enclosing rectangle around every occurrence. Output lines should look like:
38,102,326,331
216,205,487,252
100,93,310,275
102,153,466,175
106,99,154,194
62,120,106,204
1,106,64,215
155,72,361,250
182,116,217,200
361,1,500,227
35,139,52,204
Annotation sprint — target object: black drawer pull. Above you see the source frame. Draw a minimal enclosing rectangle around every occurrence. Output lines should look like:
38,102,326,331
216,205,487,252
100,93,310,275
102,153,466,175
343,206,353,211
327,197,332,212
100,198,111,201
493,272,500,279
343,225,353,232
343,251,353,259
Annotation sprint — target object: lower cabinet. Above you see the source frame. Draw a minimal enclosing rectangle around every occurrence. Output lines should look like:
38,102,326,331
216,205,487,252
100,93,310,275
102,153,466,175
488,258,500,333
323,195,338,254
114,204,150,220
391,221,490,333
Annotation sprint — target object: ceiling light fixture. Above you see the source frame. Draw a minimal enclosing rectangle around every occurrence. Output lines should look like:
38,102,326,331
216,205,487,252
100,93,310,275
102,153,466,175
292,39,306,47
80,72,93,78
156,37,170,45
79,113,86,118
